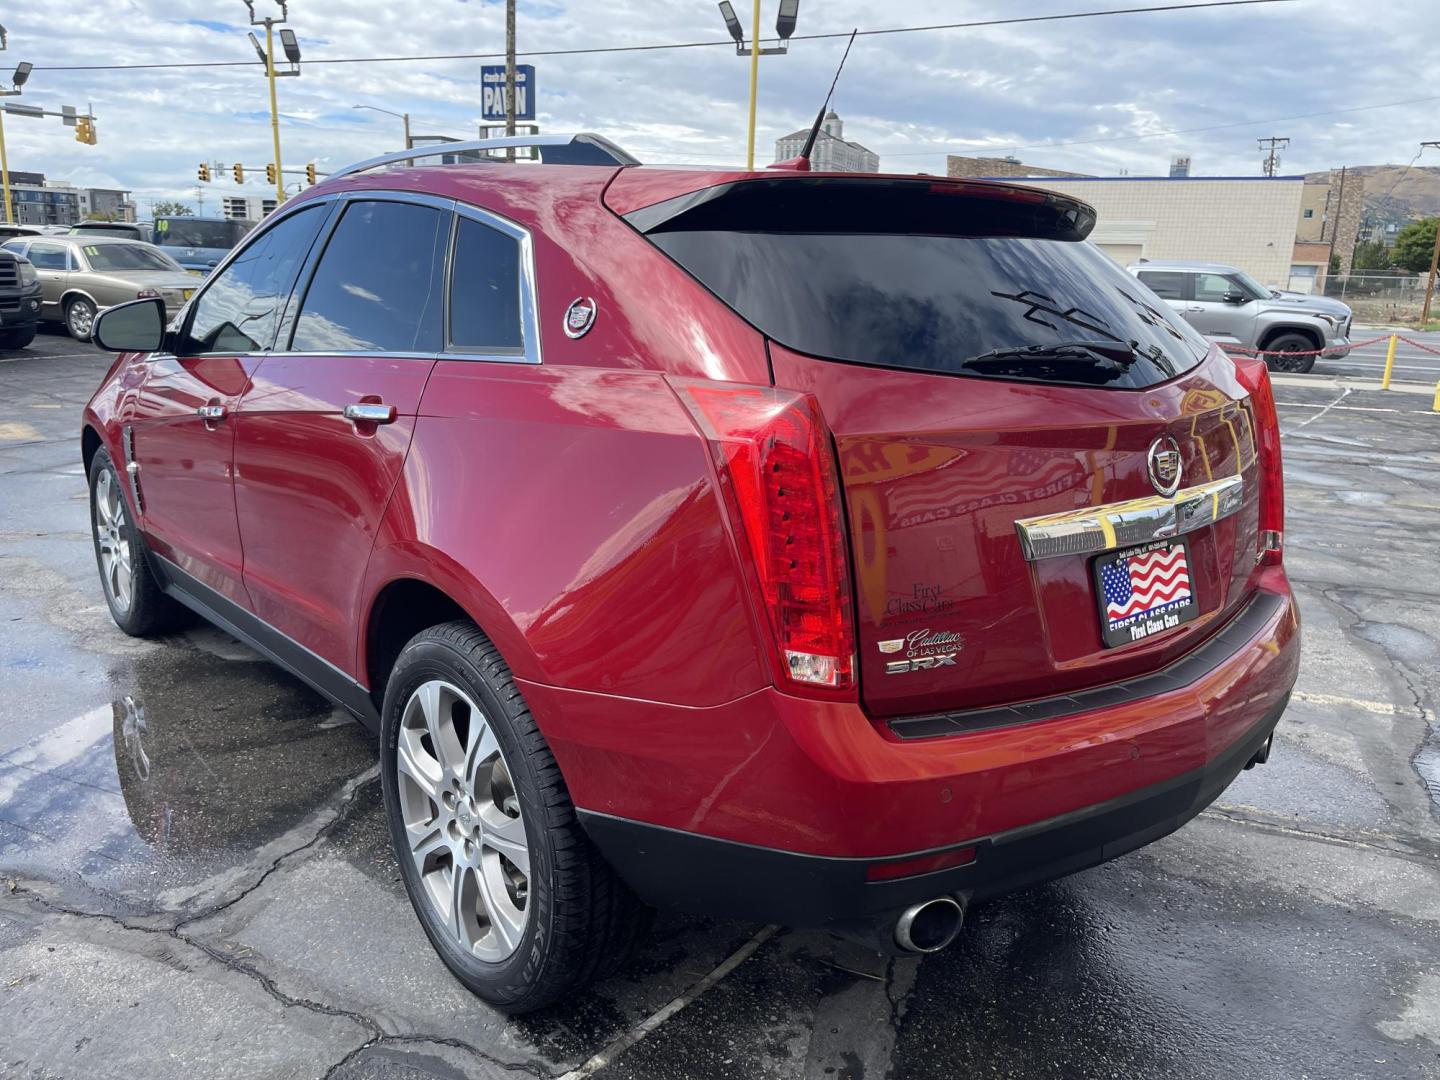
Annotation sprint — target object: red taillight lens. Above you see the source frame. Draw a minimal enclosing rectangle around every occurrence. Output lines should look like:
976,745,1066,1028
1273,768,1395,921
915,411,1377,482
676,382,855,695
1232,356,1284,565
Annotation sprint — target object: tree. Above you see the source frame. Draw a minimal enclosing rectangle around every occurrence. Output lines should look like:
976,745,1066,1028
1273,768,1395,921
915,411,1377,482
151,201,193,217
1392,217,1439,274
1328,253,1340,275
1351,240,1391,272
84,210,116,222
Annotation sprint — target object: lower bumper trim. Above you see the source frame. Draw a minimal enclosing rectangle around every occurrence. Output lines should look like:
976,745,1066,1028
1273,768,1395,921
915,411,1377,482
578,687,1291,929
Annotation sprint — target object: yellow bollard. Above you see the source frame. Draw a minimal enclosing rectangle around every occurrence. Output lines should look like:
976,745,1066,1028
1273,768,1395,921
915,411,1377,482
1381,334,1398,390
1432,381,1440,413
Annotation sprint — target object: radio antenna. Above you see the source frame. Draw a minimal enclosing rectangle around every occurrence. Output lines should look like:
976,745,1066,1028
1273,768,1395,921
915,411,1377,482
771,28,858,172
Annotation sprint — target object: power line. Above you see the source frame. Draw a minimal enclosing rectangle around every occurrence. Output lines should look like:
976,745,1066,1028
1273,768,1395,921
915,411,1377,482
32,0,1296,73
876,93,1440,158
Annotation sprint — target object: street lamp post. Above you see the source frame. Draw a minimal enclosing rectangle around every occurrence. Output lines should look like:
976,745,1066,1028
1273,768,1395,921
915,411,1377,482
353,104,411,150
244,2,300,204
717,1,800,170
0,58,32,226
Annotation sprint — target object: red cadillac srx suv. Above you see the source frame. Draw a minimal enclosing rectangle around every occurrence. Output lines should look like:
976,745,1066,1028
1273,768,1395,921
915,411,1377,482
81,134,1298,1013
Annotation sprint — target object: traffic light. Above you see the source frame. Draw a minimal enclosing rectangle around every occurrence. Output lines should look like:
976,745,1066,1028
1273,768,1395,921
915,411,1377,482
265,162,277,185
198,162,211,183
232,163,245,184
74,116,97,145
305,162,317,186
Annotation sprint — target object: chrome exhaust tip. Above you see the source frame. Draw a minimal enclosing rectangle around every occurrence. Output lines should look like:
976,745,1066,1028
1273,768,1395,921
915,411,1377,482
894,897,964,954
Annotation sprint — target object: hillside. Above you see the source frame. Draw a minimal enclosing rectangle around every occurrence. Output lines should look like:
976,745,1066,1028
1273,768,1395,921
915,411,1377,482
1307,164,1440,221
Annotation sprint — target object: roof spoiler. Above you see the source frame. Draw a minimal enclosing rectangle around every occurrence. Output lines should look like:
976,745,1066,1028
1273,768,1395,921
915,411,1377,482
330,133,640,180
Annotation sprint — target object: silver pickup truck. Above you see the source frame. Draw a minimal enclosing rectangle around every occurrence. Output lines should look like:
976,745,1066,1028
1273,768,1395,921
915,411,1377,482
1127,259,1351,374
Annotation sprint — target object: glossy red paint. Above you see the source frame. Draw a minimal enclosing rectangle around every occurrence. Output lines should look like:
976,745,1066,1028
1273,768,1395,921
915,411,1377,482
80,158,1299,894
235,354,434,672
361,361,769,705
520,566,1297,858
122,353,261,609
770,341,1262,718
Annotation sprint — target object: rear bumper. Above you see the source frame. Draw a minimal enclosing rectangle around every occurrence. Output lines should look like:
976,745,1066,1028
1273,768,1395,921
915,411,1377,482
525,573,1299,929
579,690,1284,928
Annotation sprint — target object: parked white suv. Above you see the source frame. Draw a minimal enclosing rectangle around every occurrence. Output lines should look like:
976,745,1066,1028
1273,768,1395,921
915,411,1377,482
1128,259,1352,373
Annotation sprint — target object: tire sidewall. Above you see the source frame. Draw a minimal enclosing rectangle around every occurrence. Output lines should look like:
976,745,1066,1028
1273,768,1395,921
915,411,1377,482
380,634,555,1005
88,448,142,632
1264,334,1316,374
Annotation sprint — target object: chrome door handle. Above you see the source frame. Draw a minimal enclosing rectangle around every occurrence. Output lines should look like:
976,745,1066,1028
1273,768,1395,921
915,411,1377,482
196,404,227,421
344,403,398,424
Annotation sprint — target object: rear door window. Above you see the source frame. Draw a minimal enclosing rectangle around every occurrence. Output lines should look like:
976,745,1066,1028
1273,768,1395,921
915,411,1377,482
1136,271,1189,301
638,178,1209,390
27,243,71,270
448,216,523,354
291,200,447,354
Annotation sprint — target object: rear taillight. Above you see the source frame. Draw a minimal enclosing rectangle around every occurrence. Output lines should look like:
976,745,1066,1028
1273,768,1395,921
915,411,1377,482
1233,357,1284,565
676,382,856,696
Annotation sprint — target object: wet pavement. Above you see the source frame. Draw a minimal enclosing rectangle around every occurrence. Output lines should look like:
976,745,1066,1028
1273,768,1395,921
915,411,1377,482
2,330,1438,1079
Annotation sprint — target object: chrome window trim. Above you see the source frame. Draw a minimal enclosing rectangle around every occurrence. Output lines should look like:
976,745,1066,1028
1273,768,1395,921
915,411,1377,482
447,202,540,365
1014,474,1245,562
283,191,458,356
177,189,543,366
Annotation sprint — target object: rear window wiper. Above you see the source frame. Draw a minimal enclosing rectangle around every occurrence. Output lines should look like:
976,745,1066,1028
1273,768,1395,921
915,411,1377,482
961,339,1154,370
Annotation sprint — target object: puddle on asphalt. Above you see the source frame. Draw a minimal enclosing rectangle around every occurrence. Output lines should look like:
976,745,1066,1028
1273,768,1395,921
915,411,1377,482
0,633,376,913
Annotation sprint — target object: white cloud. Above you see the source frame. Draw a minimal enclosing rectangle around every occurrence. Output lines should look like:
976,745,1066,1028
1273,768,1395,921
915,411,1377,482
2,0,1434,211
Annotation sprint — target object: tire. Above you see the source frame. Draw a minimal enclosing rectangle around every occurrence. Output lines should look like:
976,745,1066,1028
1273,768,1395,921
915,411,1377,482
1262,332,1316,374
88,448,179,636
380,621,647,1014
0,326,36,351
65,296,97,342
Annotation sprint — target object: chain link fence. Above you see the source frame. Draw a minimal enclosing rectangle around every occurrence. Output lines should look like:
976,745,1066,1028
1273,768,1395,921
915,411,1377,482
1324,272,1429,324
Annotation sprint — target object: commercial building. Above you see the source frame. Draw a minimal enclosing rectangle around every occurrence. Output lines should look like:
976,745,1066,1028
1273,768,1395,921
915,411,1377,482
950,152,1360,293
221,194,278,221
4,172,137,226
1001,174,1308,291
946,155,1085,181
11,184,80,227
773,112,878,173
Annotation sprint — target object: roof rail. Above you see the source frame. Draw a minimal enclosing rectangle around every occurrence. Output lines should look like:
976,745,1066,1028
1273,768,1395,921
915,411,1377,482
329,133,640,180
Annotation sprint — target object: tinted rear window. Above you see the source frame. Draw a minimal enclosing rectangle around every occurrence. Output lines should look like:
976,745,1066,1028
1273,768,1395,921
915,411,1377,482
639,179,1209,390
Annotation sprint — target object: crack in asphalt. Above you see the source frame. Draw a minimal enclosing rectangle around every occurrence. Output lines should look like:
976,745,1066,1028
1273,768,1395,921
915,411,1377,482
4,772,552,1080
170,765,380,932
1201,805,1440,865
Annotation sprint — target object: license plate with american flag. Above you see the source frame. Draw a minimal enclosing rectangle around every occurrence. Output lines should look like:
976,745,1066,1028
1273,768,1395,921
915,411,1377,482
1093,539,1198,648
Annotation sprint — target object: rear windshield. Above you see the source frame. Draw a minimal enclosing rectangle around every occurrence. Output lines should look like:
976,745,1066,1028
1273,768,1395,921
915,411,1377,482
85,244,179,272
638,179,1209,390
156,219,240,249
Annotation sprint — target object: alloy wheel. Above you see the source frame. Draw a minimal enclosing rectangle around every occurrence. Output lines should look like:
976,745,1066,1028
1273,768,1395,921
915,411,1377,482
94,468,134,614
1271,345,1309,373
395,679,531,963
68,300,96,340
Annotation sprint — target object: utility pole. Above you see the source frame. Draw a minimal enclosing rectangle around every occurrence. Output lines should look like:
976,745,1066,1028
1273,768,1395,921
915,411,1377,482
1420,142,1440,327
716,3,800,170
1258,136,1290,178
504,0,516,161
245,2,301,205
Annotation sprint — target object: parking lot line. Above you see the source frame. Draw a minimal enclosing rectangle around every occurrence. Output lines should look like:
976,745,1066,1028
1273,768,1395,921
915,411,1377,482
557,924,780,1080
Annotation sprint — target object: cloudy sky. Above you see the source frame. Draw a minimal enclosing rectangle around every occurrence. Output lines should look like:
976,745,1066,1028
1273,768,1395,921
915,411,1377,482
4,0,1435,211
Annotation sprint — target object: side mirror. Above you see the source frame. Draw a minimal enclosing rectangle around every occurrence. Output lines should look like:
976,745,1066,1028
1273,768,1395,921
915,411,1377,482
92,297,166,353
1222,290,1248,305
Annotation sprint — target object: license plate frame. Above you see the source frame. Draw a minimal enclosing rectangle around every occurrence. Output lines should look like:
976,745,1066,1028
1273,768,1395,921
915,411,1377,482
1092,537,1198,648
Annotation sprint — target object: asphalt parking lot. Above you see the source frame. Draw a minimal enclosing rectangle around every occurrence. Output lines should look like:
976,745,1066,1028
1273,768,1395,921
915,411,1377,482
2,328,1438,1080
